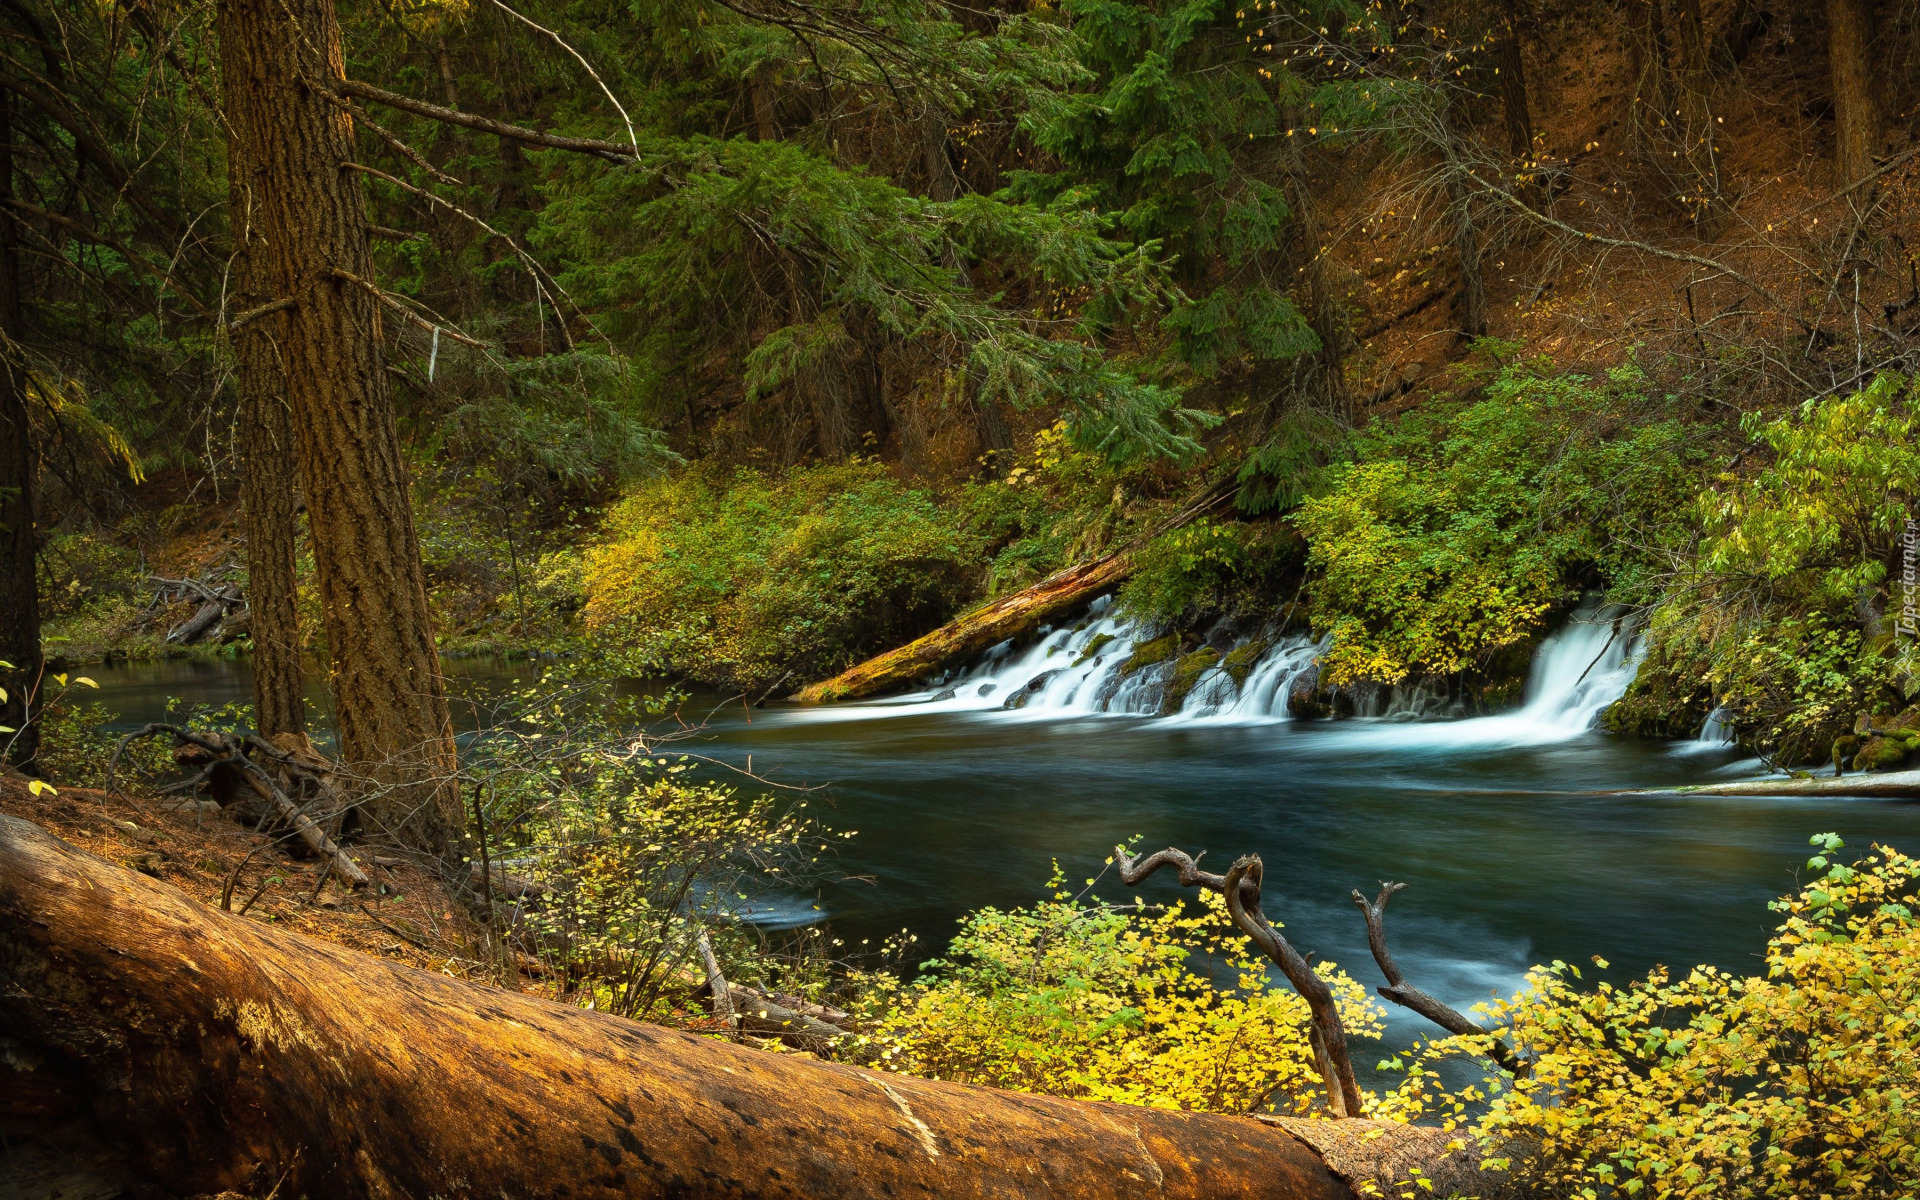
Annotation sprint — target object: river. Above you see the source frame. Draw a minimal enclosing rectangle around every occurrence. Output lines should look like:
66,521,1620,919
77,609,1920,1050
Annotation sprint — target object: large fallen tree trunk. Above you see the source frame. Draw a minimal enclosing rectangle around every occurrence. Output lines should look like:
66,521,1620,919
795,482,1236,703
795,552,1136,703
0,814,1507,1199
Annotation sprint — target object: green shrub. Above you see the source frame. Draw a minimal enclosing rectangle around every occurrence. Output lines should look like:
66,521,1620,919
1293,358,1700,687
1117,517,1297,625
1628,374,1920,759
583,461,979,689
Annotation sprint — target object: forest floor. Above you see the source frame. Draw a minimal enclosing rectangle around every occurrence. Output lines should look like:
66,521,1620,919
0,774,485,977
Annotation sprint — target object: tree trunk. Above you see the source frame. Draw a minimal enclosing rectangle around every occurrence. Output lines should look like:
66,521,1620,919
0,87,39,773
225,95,306,742
217,0,460,851
0,812,1510,1200
1826,0,1878,187
1496,0,1532,161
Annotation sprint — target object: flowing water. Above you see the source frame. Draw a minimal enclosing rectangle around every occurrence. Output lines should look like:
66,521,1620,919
74,611,1920,1052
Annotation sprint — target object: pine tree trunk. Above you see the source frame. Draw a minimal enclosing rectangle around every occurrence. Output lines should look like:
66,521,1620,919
1826,0,1878,186
0,88,40,773
224,95,306,742
0,811,1513,1200
216,0,460,850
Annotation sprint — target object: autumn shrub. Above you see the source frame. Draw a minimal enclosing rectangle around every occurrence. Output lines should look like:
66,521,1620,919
1379,834,1920,1199
459,675,842,1017
581,460,980,689
848,868,1383,1113
1293,357,1699,687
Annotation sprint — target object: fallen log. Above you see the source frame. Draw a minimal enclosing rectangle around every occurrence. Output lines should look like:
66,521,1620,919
1647,768,1920,798
0,813,1508,1200
795,482,1238,703
795,552,1137,703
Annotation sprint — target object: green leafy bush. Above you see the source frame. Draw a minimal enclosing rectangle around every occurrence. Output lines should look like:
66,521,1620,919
582,461,980,688
1627,373,1920,760
1292,358,1699,686
1117,516,1297,625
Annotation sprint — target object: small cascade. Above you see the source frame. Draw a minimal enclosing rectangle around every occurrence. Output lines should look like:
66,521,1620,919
828,598,1645,746
1697,707,1735,745
899,599,1320,720
1503,607,1642,734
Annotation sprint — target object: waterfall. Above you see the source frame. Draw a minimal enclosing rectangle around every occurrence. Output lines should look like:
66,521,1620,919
1697,707,1735,745
804,598,1643,745
890,596,1324,721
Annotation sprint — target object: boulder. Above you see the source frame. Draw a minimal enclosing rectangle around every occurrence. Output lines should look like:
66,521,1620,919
1287,661,1329,720
1004,670,1062,709
1854,735,1913,772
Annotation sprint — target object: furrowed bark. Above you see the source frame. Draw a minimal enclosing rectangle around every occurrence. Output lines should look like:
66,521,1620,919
0,87,37,772
225,94,305,740
0,812,1500,1200
1826,0,1878,187
217,0,461,851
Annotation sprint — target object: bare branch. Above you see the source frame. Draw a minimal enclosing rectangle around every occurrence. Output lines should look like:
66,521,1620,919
1115,843,1362,1117
335,77,636,162
1350,883,1527,1076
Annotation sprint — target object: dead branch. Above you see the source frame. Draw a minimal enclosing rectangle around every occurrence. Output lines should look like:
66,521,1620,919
1349,883,1526,1076
107,724,369,890
334,77,637,162
1114,844,1364,1117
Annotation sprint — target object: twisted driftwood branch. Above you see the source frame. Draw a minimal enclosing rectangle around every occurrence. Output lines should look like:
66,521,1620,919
1114,844,1364,1117
1350,883,1527,1076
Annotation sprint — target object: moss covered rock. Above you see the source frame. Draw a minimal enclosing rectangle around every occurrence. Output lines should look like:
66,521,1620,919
1120,633,1180,675
1220,639,1269,687
1161,648,1222,714
1071,632,1115,668
1853,735,1912,772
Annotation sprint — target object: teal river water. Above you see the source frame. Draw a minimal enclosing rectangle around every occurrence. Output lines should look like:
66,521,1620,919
79,630,1920,1049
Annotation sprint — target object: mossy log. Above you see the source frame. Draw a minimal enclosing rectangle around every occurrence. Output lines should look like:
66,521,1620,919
794,551,1137,702
795,482,1238,704
0,813,1506,1199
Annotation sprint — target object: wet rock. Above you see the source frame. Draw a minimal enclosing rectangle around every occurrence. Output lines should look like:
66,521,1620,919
1161,649,1222,714
1120,633,1180,675
1287,661,1329,720
976,682,997,697
1071,633,1115,668
1004,670,1062,709
930,688,957,702
1854,735,1913,772
1220,639,1269,688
